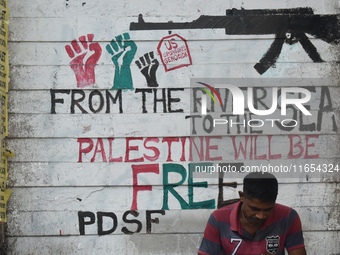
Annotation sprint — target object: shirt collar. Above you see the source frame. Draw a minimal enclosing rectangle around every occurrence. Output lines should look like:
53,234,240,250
230,201,277,232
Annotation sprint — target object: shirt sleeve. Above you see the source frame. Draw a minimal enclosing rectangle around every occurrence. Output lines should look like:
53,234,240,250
284,209,305,252
198,214,223,255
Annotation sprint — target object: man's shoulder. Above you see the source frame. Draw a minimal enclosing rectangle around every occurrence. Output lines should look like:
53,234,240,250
274,203,291,211
271,203,299,222
211,202,240,220
274,203,298,215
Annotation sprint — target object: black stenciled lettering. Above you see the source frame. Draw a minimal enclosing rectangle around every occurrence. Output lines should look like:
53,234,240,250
50,89,70,114
78,211,95,235
121,210,142,235
192,88,203,113
146,210,165,234
153,88,167,113
71,90,88,114
275,89,297,131
210,88,231,113
203,115,214,133
248,113,261,134
299,104,314,131
89,90,104,113
167,88,184,113
97,212,118,235
135,89,152,113
299,87,315,131
240,87,250,113
275,106,297,131
106,89,123,113
252,87,269,110
185,115,202,135
318,87,337,132
219,114,232,134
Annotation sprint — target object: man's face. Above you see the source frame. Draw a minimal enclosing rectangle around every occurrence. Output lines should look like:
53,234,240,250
239,191,275,227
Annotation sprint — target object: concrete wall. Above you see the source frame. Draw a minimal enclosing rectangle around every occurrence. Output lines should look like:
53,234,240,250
6,0,340,254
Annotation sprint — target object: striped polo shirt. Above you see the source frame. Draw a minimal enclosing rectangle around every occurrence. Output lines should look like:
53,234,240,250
198,201,305,255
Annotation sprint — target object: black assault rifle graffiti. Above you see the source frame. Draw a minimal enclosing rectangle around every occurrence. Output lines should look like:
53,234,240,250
130,8,340,74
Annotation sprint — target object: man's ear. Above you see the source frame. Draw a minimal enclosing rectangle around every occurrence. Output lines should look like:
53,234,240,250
238,191,245,201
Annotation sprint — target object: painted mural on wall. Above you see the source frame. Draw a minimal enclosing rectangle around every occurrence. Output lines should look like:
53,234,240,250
43,7,339,237
50,5,339,235
130,7,340,74
4,0,340,253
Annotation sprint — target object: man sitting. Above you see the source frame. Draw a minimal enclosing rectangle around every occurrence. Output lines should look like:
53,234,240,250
198,172,306,255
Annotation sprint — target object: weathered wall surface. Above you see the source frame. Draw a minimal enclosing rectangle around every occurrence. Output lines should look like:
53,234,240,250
5,0,340,254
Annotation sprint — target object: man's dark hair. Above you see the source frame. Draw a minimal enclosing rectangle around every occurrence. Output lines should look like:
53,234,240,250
243,172,278,202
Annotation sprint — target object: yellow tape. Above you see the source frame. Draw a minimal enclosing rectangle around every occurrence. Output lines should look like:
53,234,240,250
0,92,7,136
0,50,7,93
0,9,8,21
0,0,7,224
0,0,7,10
0,20,8,46
0,189,11,222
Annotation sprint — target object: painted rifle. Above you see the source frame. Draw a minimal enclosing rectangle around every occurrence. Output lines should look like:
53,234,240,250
130,8,340,74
